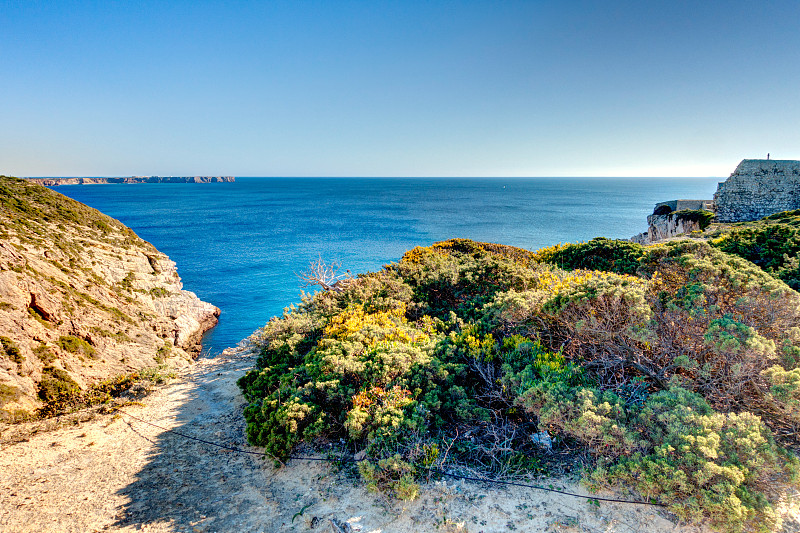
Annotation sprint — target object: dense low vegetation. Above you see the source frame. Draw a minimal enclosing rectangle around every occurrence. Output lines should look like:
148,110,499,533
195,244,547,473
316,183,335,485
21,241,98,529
0,175,146,252
240,227,800,532
0,176,208,421
707,209,800,290
673,208,716,231
35,364,177,418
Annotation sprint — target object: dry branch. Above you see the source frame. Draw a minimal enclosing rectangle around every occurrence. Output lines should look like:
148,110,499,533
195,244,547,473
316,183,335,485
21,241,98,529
297,255,352,292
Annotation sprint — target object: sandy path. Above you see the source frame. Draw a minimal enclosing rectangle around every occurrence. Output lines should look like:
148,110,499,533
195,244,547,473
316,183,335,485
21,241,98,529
0,343,712,533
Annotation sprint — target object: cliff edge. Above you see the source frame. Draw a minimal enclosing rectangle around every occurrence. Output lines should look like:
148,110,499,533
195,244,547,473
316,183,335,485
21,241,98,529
631,206,715,244
0,176,220,419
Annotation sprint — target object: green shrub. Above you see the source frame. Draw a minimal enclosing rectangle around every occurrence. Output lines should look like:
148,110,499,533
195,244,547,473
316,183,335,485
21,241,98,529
358,455,420,500
0,384,24,421
762,365,800,423
511,373,639,462
38,366,81,402
117,271,136,291
240,302,446,460
155,341,171,363
0,336,24,364
709,211,800,290
517,379,797,531
238,237,800,530
92,219,113,233
345,385,413,440
36,366,172,418
673,209,715,231
704,318,776,358
137,364,177,385
90,327,132,343
534,237,646,275
149,287,170,298
394,239,540,320
57,335,96,357
0,383,22,403
601,389,796,533
33,343,57,364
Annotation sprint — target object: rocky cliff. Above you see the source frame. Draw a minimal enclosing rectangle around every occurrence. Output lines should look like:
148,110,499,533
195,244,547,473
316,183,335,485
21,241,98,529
27,176,235,186
631,212,703,244
630,208,715,245
714,159,800,222
0,176,219,419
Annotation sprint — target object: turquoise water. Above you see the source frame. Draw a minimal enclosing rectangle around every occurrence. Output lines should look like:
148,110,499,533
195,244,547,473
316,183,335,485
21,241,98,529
52,177,721,354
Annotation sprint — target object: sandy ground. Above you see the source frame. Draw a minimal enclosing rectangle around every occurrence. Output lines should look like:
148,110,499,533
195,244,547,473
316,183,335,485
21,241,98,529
0,342,730,532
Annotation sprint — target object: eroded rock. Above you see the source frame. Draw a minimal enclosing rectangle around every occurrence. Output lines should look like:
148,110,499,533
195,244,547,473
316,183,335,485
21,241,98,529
0,177,220,419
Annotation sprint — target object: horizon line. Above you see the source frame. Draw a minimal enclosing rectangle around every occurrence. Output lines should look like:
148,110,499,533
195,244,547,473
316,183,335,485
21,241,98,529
18,174,726,180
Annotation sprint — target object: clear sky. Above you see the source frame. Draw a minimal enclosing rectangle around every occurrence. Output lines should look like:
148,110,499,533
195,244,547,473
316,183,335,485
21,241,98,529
2,0,798,177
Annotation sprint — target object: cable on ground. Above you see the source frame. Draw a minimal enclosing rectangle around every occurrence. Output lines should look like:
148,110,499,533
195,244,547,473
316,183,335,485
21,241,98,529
115,408,665,508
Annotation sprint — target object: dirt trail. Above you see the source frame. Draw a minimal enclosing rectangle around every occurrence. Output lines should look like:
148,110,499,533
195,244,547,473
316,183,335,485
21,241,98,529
0,342,712,533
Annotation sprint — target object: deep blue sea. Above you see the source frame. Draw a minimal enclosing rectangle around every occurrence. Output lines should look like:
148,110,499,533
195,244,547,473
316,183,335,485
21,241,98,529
52,177,721,354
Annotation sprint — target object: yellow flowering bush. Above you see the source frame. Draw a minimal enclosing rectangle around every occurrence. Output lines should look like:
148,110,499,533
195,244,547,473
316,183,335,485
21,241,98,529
239,235,800,529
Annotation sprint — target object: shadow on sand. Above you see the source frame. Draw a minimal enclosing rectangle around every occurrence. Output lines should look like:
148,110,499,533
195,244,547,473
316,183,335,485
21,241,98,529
111,351,299,531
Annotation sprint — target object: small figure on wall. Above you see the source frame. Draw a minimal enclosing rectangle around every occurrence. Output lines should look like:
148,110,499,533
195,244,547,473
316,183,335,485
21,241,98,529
768,153,770,160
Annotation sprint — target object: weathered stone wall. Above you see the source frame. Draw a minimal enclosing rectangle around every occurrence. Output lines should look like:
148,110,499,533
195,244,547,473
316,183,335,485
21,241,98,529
653,199,714,214
714,160,800,222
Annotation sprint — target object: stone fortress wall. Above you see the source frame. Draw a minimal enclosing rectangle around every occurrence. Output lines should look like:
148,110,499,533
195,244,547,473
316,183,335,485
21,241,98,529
653,199,714,215
633,159,800,243
713,159,800,222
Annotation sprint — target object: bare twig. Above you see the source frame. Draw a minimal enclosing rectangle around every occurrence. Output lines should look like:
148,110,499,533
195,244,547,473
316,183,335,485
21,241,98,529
296,255,352,292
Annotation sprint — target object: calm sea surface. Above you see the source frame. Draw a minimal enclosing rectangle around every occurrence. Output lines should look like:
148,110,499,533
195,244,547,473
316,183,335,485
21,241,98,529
52,177,721,354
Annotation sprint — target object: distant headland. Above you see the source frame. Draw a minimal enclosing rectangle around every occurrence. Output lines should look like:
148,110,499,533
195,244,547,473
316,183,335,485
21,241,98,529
26,176,235,186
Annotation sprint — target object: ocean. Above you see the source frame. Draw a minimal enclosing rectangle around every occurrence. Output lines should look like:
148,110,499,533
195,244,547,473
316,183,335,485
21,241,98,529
52,177,721,354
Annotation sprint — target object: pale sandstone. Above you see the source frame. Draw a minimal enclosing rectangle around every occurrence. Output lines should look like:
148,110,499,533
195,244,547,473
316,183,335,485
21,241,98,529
0,178,219,418
27,176,235,186
630,212,704,244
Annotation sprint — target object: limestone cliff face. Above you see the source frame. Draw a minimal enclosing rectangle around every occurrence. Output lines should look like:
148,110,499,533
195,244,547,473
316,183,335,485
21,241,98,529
27,176,235,186
0,177,219,419
630,212,705,244
714,160,800,222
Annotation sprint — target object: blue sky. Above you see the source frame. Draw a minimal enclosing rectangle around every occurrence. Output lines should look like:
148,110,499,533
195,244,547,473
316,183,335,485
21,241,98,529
2,1,798,177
